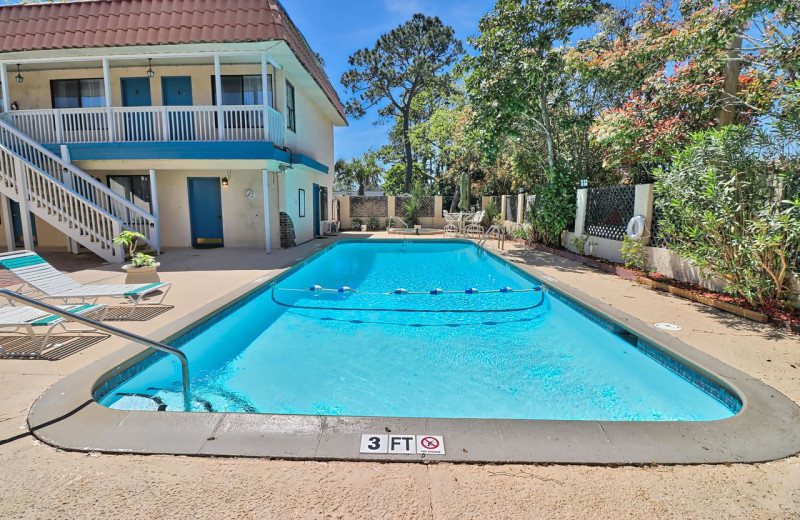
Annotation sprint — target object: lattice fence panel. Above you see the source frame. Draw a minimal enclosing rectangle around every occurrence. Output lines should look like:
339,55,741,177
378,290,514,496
505,195,519,222
350,196,388,217
523,195,536,222
585,185,635,241
395,196,435,219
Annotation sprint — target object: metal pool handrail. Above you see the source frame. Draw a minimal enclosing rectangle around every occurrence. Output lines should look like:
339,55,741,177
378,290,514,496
0,289,191,411
387,216,408,229
478,225,505,249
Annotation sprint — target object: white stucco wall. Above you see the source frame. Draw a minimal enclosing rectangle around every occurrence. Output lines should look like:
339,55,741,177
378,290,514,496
88,168,278,249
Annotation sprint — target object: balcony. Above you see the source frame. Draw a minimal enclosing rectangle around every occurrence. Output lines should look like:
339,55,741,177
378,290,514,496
0,105,284,146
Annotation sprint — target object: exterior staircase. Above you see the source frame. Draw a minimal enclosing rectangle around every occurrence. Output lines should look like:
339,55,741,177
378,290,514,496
0,119,158,262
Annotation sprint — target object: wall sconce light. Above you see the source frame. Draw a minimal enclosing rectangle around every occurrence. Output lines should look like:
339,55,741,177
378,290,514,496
221,177,229,187
580,178,589,188
9,101,18,111
146,58,154,78
15,64,23,83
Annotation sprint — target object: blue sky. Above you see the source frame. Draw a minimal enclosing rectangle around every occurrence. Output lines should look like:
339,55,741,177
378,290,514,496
286,0,497,161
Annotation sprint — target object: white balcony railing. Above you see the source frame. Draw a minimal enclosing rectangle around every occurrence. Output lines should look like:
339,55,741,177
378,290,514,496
0,105,285,147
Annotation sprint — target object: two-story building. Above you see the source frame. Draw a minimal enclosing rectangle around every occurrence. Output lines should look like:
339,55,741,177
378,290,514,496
0,0,346,262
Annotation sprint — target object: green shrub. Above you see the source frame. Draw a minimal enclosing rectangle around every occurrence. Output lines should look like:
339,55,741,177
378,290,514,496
620,236,647,271
528,170,577,247
511,227,527,240
367,218,381,231
570,234,590,256
113,230,156,267
483,199,500,226
654,125,800,305
351,218,363,230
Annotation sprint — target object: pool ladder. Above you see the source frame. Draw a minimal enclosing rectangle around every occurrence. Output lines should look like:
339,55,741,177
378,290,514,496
387,216,408,230
478,225,505,251
0,289,192,411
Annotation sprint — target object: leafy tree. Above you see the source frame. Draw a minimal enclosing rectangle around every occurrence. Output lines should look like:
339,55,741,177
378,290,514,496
381,163,427,196
334,152,382,195
578,0,798,175
341,14,464,193
463,0,604,174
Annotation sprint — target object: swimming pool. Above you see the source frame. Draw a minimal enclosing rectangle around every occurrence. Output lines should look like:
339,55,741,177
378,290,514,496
97,240,738,422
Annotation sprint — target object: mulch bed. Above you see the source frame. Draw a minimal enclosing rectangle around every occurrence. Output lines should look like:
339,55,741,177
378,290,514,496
510,237,800,333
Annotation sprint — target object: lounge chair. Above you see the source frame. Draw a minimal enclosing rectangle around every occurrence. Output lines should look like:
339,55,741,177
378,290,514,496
0,302,108,357
465,211,486,236
0,250,171,319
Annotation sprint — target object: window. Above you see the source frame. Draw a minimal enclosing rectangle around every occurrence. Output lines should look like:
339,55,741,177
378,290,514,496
51,79,106,108
320,187,328,220
298,188,306,217
107,175,153,214
210,75,273,107
286,80,296,132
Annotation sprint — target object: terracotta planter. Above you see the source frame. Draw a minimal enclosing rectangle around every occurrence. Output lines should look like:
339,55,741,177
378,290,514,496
123,263,161,284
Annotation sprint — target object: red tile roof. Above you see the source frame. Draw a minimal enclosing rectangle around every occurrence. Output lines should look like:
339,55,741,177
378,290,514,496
0,0,345,121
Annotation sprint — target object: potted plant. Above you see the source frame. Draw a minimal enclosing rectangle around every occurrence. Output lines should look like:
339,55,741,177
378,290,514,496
351,218,366,232
113,231,161,284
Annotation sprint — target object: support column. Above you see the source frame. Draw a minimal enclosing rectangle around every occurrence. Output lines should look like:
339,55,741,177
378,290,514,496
60,145,80,254
517,193,525,224
1,194,15,252
14,158,34,251
634,183,654,245
102,58,115,141
262,169,272,254
276,68,287,145
0,63,9,113
500,195,507,222
214,55,224,141
260,53,270,142
149,169,161,254
574,188,588,237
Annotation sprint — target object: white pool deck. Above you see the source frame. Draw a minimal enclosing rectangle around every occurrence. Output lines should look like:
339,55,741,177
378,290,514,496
1,232,799,518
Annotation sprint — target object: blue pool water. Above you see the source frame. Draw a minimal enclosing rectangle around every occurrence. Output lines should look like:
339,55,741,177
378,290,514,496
99,241,738,421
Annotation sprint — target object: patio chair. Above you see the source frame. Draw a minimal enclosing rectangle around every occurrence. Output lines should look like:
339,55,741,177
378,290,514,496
0,302,108,357
443,223,459,237
0,251,171,319
465,211,486,236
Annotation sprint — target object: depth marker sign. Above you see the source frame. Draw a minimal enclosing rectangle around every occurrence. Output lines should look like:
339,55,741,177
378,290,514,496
360,434,445,455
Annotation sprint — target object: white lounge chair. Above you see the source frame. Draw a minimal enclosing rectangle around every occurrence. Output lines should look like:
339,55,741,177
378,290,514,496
465,211,486,236
0,303,108,357
0,250,171,319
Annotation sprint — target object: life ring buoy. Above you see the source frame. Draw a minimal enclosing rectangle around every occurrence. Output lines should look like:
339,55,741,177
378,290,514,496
626,215,647,241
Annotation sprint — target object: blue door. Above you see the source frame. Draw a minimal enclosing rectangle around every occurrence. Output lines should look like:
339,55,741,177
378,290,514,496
312,183,321,236
9,200,37,247
120,77,153,140
161,76,194,140
187,178,223,248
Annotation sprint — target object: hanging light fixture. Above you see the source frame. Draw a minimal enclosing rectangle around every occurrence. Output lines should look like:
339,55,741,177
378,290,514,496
14,64,23,83
146,58,154,78
221,177,229,187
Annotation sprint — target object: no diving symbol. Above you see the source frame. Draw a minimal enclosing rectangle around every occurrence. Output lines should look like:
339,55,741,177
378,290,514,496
420,437,439,450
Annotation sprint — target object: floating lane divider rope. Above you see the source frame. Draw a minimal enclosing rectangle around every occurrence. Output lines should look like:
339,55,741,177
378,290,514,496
276,285,359,294
273,285,544,296
270,284,547,313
